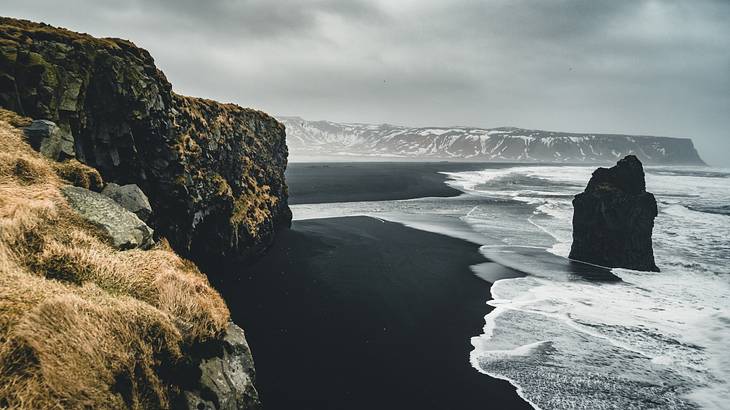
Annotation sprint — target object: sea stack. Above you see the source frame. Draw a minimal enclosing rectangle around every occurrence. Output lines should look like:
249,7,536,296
569,155,660,272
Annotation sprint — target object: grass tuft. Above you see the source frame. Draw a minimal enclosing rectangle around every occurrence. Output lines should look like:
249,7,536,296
53,159,105,191
0,111,230,409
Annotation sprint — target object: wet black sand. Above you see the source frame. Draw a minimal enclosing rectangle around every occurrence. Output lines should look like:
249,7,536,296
209,162,534,409
286,162,511,204
216,216,530,410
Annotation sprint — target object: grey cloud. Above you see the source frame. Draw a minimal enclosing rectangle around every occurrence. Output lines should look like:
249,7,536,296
2,0,729,165
138,0,386,38
5,0,386,40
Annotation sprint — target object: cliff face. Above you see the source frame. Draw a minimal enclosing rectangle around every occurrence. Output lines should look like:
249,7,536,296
569,155,660,272
0,17,291,262
0,111,260,409
282,117,706,165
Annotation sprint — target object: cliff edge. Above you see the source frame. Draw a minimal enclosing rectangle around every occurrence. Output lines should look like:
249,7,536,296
0,17,291,263
0,111,259,409
0,16,291,409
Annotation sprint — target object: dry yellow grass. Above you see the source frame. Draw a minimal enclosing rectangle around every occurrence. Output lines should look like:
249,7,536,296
0,17,128,51
0,109,230,409
53,159,104,191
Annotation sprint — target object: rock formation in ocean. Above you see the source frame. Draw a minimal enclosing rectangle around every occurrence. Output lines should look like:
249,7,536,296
0,17,291,263
569,155,660,272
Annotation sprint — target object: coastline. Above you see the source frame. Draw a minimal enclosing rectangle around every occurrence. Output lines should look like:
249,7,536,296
286,162,506,204
217,216,530,409
2,12,724,410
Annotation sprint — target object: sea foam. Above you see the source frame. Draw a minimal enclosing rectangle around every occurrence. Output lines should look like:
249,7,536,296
290,164,730,409
451,166,730,409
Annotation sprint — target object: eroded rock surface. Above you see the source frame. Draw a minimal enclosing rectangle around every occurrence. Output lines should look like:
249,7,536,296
569,155,660,272
22,119,75,161
61,185,154,250
180,322,261,410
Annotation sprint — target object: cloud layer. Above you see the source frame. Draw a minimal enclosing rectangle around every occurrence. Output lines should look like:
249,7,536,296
4,0,729,164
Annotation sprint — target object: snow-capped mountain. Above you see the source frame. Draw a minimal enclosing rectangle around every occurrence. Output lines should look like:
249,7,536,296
280,117,705,164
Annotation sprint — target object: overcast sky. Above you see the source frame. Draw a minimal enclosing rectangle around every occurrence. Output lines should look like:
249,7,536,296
4,0,729,165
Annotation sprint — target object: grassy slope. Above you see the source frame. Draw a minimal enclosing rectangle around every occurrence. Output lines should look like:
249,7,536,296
0,109,230,409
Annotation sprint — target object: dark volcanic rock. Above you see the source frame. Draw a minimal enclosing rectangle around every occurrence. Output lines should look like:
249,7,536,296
0,18,276,410
23,119,75,161
180,323,261,410
0,17,291,263
569,155,660,272
102,182,152,222
61,185,155,250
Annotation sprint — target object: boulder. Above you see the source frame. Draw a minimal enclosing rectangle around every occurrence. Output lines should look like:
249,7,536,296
569,155,660,271
102,182,153,222
181,323,261,410
22,119,75,161
61,185,154,250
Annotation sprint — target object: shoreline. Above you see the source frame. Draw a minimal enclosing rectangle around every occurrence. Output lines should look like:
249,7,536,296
215,159,725,409
214,216,531,410
286,162,510,204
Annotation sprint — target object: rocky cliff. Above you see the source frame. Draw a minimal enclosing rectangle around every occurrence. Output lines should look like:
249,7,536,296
282,117,706,165
0,16,292,410
0,111,259,409
569,155,660,272
0,17,291,263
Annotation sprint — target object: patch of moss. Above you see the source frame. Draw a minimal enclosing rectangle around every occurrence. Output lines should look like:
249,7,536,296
0,17,124,51
0,45,18,64
211,173,232,197
230,176,279,237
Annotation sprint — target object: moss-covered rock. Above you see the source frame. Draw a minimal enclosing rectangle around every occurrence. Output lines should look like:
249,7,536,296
0,17,291,263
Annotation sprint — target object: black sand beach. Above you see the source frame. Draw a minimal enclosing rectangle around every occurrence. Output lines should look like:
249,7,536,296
212,162,531,409
286,162,503,204
218,216,530,410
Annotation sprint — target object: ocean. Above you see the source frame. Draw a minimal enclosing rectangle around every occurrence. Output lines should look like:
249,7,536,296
291,164,730,409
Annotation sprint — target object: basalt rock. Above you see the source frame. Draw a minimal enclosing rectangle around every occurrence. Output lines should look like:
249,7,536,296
61,185,154,250
0,17,291,263
569,155,660,272
0,18,273,410
102,182,152,222
179,323,261,410
23,119,75,161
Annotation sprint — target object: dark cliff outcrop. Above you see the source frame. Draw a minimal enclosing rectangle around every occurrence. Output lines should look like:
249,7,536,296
0,16,285,409
0,17,291,263
0,113,261,409
569,155,660,272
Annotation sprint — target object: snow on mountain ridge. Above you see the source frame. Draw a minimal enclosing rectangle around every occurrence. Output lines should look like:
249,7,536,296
278,117,706,164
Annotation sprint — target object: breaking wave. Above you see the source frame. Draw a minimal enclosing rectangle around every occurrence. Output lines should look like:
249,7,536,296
446,165,730,409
